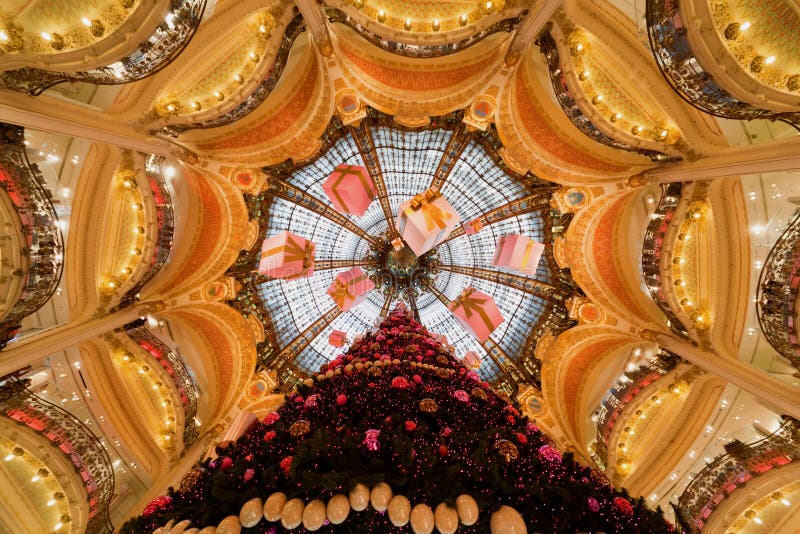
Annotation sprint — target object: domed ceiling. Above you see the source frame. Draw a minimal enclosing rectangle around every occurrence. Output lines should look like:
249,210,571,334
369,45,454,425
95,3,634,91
230,110,579,388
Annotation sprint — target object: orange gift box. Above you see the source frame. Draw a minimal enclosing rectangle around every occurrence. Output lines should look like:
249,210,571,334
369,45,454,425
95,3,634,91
327,267,375,311
258,231,315,280
322,164,377,216
462,350,482,369
397,189,460,256
462,218,484,235
329,330,348,348
491,234,545,276
448,287,504,343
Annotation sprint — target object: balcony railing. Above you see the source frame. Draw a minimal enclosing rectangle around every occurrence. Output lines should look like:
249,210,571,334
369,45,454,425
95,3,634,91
0,0,207,95
325,8,522,58
675,418,800,533
115,155,174,310
0,379,114,534
593,349,682,465
536,30,676,163
642,182,693,339
0,123,64,348
124,320,199,446
645,0,800,129
157,14,306,137
756,209,800,372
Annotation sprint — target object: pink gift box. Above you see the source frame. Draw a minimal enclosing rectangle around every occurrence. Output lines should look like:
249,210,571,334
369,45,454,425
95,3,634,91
448,287,504,342
398,189,460,256
329,330,348,348
322,164,377,216
462,351,481,369
462,218,484,235
327,267,375,311
391,237,404,251
258,231,315,280
491,234,545,275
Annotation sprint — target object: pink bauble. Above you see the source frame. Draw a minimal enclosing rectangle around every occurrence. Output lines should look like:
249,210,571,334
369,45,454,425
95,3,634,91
336,394,348,406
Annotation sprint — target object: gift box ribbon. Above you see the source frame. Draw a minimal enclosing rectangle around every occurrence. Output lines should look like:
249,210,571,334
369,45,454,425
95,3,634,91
264,236,314,269
520,241,538,269
405,190,451,232
330,165,376,209
452,288,497,333
330,274,369,306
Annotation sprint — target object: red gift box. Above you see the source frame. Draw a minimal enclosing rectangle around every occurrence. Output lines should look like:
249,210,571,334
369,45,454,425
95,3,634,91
327,267,375,311
462,351,482,369
322,164,377,216
462,218,484,235
258,231,315,280
398,189,460,256
329,330,348,348
491,234,545,275
448,287,504,342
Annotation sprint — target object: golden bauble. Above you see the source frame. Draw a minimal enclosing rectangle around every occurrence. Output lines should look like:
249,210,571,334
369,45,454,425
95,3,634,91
434,503,459,534
410,503,435,534
490,505,527,533
302,499,326,531
281,498,305,529
349,483,370,511
263,492,287,522
370,482,393,512
239,498,263,528
327,493,350,524
456,494,479,526
388,495,412,526
216,515,241,534
170,519,192,533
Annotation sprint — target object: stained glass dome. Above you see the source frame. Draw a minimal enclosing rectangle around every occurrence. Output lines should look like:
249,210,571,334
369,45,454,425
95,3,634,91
237,110,577,388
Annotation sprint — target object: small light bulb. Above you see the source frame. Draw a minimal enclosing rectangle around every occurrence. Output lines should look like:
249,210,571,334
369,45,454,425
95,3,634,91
739,21,751,31
234,74,243,83
259,24,267,33
765,55,776,64
0,31,9,42
41,32,52,41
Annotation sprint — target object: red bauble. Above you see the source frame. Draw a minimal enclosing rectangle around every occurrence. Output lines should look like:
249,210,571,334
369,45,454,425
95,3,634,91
613,497,634,516
438,445,449,457
263,431,276,442
280,456,293,475
515,432,528,445
336,394,348,406
405,420,416,431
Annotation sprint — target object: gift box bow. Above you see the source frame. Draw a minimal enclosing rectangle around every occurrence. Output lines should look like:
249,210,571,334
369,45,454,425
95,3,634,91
451,288,497,332
330,165,376,207
405,190,452,232
264,236,314,269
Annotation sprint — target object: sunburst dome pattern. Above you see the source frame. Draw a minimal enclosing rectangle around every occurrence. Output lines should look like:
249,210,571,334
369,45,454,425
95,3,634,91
255,113,572,383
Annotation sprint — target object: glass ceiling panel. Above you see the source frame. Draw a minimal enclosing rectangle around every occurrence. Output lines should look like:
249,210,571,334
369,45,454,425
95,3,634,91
258,119,559,382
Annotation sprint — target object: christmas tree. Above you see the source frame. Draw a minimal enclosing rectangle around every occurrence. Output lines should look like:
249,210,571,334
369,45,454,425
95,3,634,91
122,306,672,533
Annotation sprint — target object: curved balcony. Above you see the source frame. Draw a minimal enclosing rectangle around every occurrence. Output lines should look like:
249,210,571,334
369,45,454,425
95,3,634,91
756,209,800,371
156,13,305,137
536,29,677,163
325,7,522,58
123,320,199,446
645,0,800,129
592,348,682,469
0,123,63,347
0,0,207,96
642,182,693,339
114,155,174,310
675,418,800,533
0,378,114,534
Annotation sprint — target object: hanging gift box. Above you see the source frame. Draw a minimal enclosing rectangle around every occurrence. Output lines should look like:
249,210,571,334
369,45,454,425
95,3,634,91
391,237,404,251
329,330,348,348
448,287,504,342
462,218,484,235
397,189,460,256
327,267,375,311
462,351,482,369
322,164,377,216
491,234,545,275
258,231,315,280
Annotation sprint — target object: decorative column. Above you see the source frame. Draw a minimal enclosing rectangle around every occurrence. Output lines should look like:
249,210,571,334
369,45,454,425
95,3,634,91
643,330,800,419
0,301,163,378
504,0,564,66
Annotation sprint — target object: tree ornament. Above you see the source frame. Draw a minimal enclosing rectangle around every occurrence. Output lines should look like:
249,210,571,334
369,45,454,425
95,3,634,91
263,492,287,522
587,497,600,512
280,456,293,475
370,482,393,512
490,505,527,533
613,496,634,515
453,389,470,402
239,498,263,528
388,495,411,526
471,387,488,401
434,503,459,534
349,483,370,511
302,499,326,531
436,368,450,379
537,444,562,463
262,412,280,426
362,429,381,451
420,398,439,413
368,366,382,377
304,394,319,408
179,466,205,491
455,495,479,526
410,503,435,534
326,494,350,524
438,444,449,457
243,468,255,481
391,376,410,388
405,420,417,431
216,515,241,534
263,431,276,442
336,394,348,406
303,378,315,388
514,432,528,445
493,439,520,463
280,498,305,529
436,355,448,365
289,419,311,437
